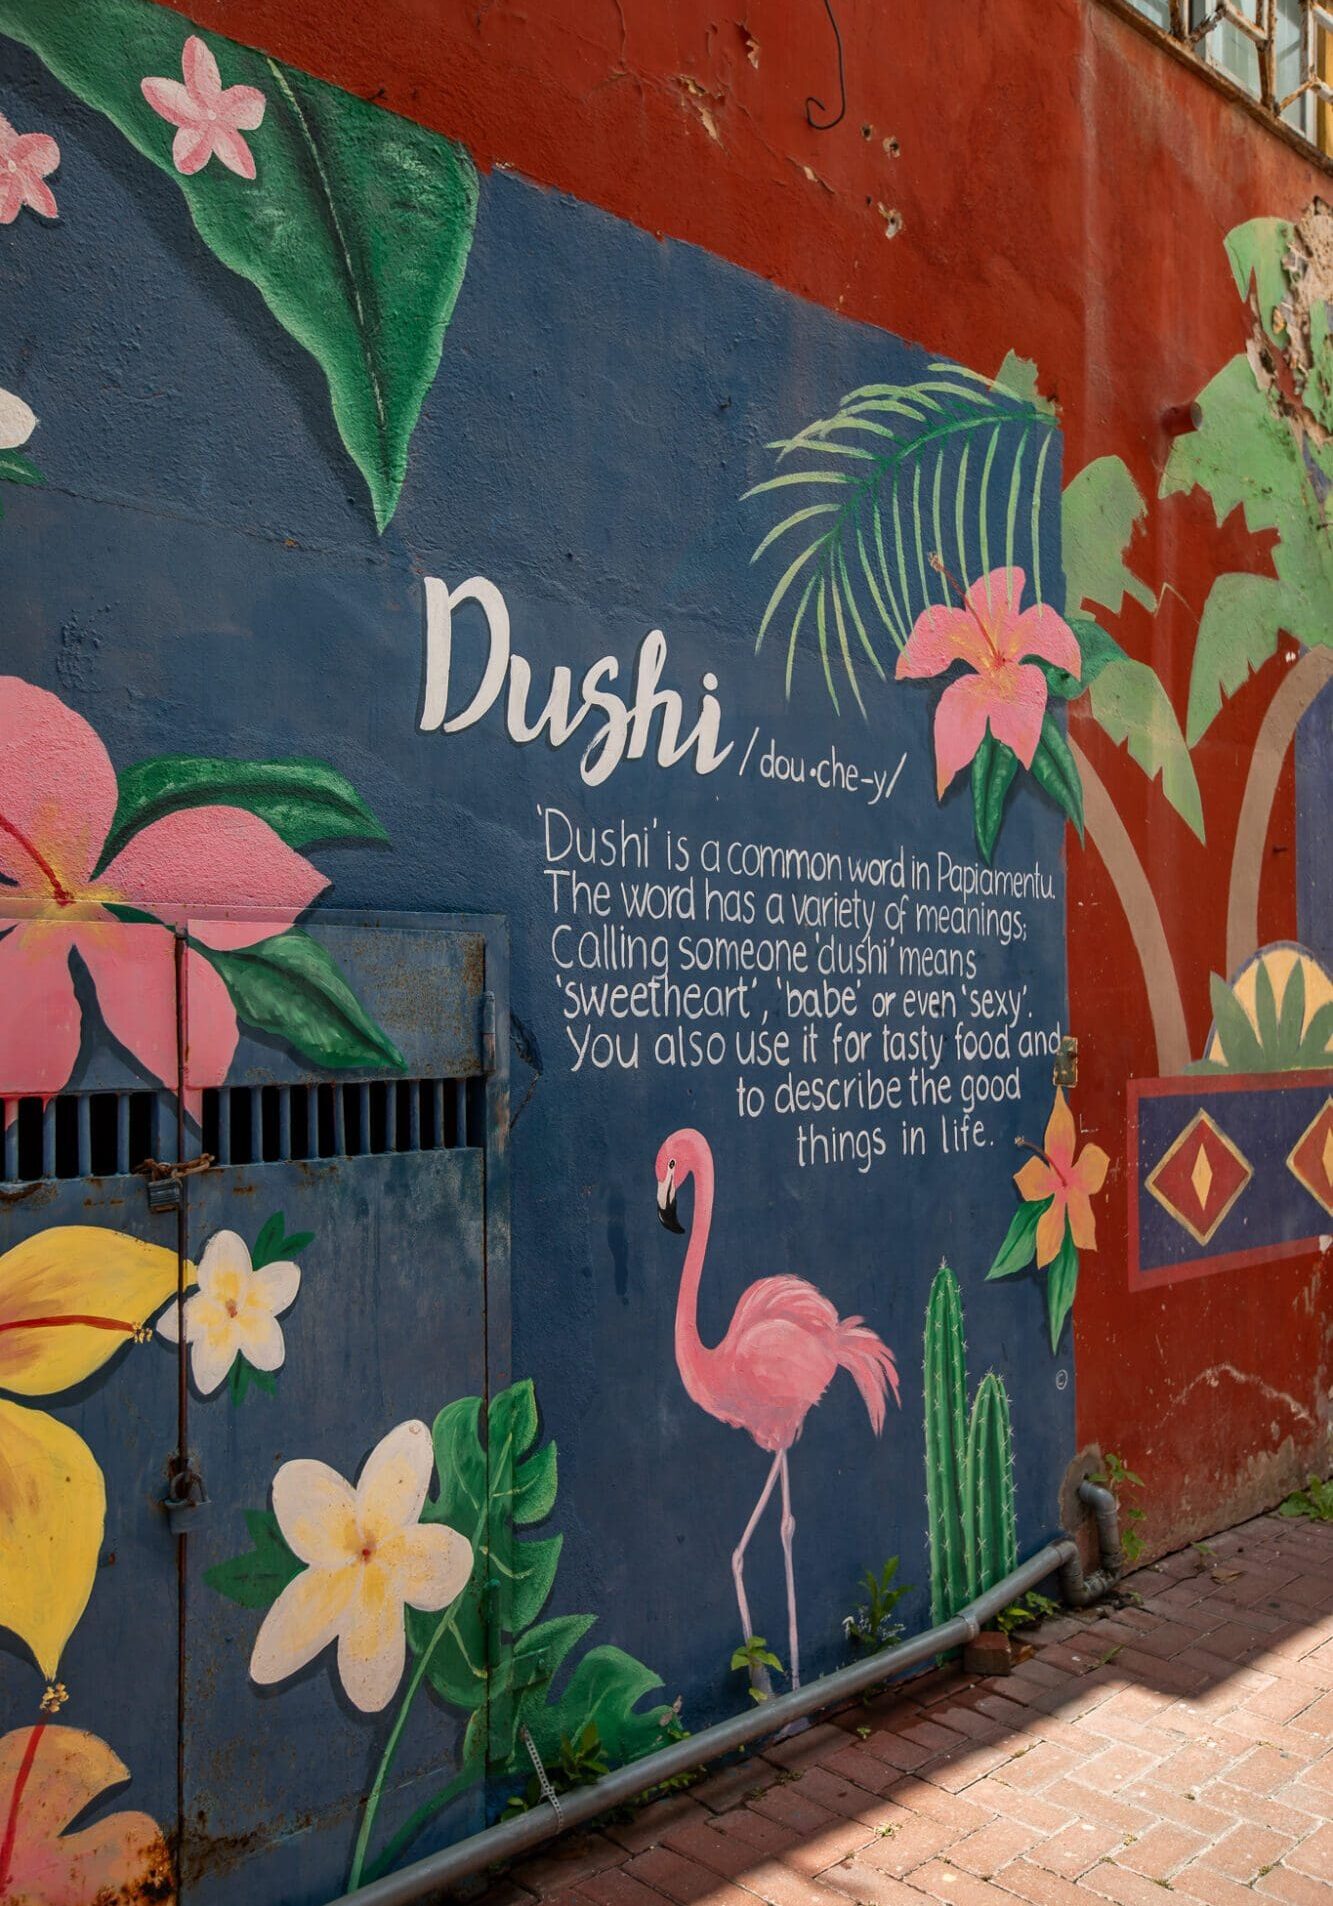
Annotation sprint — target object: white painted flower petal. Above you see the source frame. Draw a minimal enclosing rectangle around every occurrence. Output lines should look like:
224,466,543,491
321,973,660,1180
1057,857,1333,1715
196,1229,252,1300
384,1521,473,1612
338,1564,408,1712
356,1419,433,1543
271,1457,357,1568
236,1308,284,1373
251,1562,356,1687
0,389,36,450
189,1326,237,1396
252,1258,299,1315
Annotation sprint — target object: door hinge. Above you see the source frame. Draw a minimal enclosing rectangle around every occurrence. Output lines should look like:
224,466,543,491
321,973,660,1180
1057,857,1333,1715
1053,1035,1079,1090
479,991,497,1075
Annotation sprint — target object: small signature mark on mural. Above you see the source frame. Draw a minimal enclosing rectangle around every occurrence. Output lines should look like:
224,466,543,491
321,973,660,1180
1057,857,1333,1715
655,1126,899,1692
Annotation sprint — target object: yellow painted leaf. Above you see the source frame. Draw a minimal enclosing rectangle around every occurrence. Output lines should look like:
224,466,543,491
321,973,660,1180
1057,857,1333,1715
0,1724,174,1903
0,1226,182,1397
0,1399,105,1679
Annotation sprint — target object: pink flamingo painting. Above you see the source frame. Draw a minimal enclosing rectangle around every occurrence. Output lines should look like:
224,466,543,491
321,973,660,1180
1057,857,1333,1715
655,1128,900,1689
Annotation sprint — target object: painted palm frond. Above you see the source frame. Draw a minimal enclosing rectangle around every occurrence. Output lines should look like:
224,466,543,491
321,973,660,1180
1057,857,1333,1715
744,364,1057,714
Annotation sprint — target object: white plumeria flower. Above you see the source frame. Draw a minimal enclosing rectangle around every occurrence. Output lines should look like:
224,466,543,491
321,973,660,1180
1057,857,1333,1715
0,387,36,449
157,1228,299,1394
250,1420,472,1713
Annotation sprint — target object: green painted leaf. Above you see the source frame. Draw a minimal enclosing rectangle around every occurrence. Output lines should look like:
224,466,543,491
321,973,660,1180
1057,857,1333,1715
1225,217,1296,344
0,0,478,531
971,734,1019,865
1046,1228,1079,1354
201,928,406,1072
487,1613,598,1767
204,1508,301,1607
992,351,1057,417
512,1645,676,1774
0,449,42,487
1088,654,1205,842
1162,356,1333,743
251,1211,288,1270
1297,999,1333,1067
1276,961,1307,1064
101,754,389,867
1255,958,1280,1059
987,1197,1052,1279
1061,456,1154,618
1029,714,1084,839
1208,972,1265,1072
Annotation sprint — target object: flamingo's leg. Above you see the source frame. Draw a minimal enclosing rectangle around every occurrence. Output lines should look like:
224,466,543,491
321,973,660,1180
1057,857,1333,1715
732,1451,783,1685
779,1450,800,1691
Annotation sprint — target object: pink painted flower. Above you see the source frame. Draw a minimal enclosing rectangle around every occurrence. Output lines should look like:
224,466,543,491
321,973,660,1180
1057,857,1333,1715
141,36,266,180
0,678,326,1118
896,566,1081,797
0,113,60,225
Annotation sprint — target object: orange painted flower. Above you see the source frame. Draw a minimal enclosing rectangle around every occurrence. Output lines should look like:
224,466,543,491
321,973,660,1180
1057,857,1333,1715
0,1724,173,1904
1014,1089,1109,1267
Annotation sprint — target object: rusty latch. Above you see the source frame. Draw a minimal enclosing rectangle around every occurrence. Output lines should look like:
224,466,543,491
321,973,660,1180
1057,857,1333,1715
163,1454,208,1535
1052,1036,1079,1090
136,1154,214,1211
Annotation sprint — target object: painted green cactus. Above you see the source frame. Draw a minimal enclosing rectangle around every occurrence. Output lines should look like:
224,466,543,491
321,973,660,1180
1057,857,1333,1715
963,1371,1018,1601
923,1264,1018,1623
923,1262,969,1626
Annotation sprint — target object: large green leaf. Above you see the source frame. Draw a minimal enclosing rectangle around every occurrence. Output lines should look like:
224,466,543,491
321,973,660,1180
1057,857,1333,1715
1045,1229,1080,1354
101,755,389,866
1029,714,1084,839
986,1197,1052,1280
0,0,477,531
510,1645,677,1775
1088,655,1204,841
204,1509,302,1608
970,733,1018,866
1161,356,1333,742
201,928,406,1072
1061,456,1155,619
406,1381,562,1717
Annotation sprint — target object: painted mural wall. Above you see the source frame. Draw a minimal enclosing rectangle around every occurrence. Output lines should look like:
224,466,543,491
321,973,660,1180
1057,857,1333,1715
0,0,1328,1900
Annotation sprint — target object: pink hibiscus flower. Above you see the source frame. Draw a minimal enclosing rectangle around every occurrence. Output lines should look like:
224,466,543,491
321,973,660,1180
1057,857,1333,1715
896,566,1081,796
0,112,60,225
141,36,266,180
0,678,325,1118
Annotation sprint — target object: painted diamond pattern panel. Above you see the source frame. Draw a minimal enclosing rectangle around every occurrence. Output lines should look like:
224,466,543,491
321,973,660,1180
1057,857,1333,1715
1146,1110,1253,1246
1287,1096,1333,1217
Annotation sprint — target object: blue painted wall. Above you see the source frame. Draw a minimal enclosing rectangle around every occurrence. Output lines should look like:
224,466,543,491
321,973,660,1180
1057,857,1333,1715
0,40,1075,1894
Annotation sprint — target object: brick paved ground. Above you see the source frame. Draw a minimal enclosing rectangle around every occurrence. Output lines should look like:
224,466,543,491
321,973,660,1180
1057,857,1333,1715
488,1511,1333,1906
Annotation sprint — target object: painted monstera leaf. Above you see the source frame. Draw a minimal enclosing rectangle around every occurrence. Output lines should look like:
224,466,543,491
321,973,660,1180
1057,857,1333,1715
1060,456,1203,841
1162,216,1333,746
0,0,477,531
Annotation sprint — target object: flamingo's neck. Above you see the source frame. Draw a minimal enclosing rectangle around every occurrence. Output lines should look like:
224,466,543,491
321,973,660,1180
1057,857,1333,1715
675,1146,716,1387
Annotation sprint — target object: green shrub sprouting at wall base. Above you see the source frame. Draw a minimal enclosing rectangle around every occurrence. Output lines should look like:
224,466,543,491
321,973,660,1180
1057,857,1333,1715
924,1263,1018,1626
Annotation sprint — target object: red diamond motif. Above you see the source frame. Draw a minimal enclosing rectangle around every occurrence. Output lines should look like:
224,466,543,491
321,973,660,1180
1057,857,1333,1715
1287,1097,1333,1218
1146,1110,1253,1245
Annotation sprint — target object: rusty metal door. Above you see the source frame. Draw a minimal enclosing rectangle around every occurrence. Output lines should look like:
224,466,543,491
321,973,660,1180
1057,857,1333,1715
0,910,508,1906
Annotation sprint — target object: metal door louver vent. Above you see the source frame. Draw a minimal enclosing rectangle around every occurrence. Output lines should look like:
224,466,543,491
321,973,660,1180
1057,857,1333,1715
0,1078,481,1187
202,1078,481,1166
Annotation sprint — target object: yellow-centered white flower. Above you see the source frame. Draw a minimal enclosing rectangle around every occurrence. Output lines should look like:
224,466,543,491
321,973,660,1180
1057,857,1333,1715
0,388,36,450
156,1228,299,1394
250,1420,473,1713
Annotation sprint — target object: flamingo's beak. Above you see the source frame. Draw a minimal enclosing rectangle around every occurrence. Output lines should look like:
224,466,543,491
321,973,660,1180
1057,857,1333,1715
657,1167,684,1234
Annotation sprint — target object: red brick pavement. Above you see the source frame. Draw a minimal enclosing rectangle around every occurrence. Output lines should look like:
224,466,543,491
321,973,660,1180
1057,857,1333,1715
487,1512,1333,1905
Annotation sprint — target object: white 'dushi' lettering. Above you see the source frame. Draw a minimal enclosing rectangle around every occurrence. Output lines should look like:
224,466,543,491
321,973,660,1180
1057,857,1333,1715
418,575,733,787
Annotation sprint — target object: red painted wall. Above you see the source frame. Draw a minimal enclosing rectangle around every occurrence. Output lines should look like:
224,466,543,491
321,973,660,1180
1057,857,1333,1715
152,0,1330,1549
